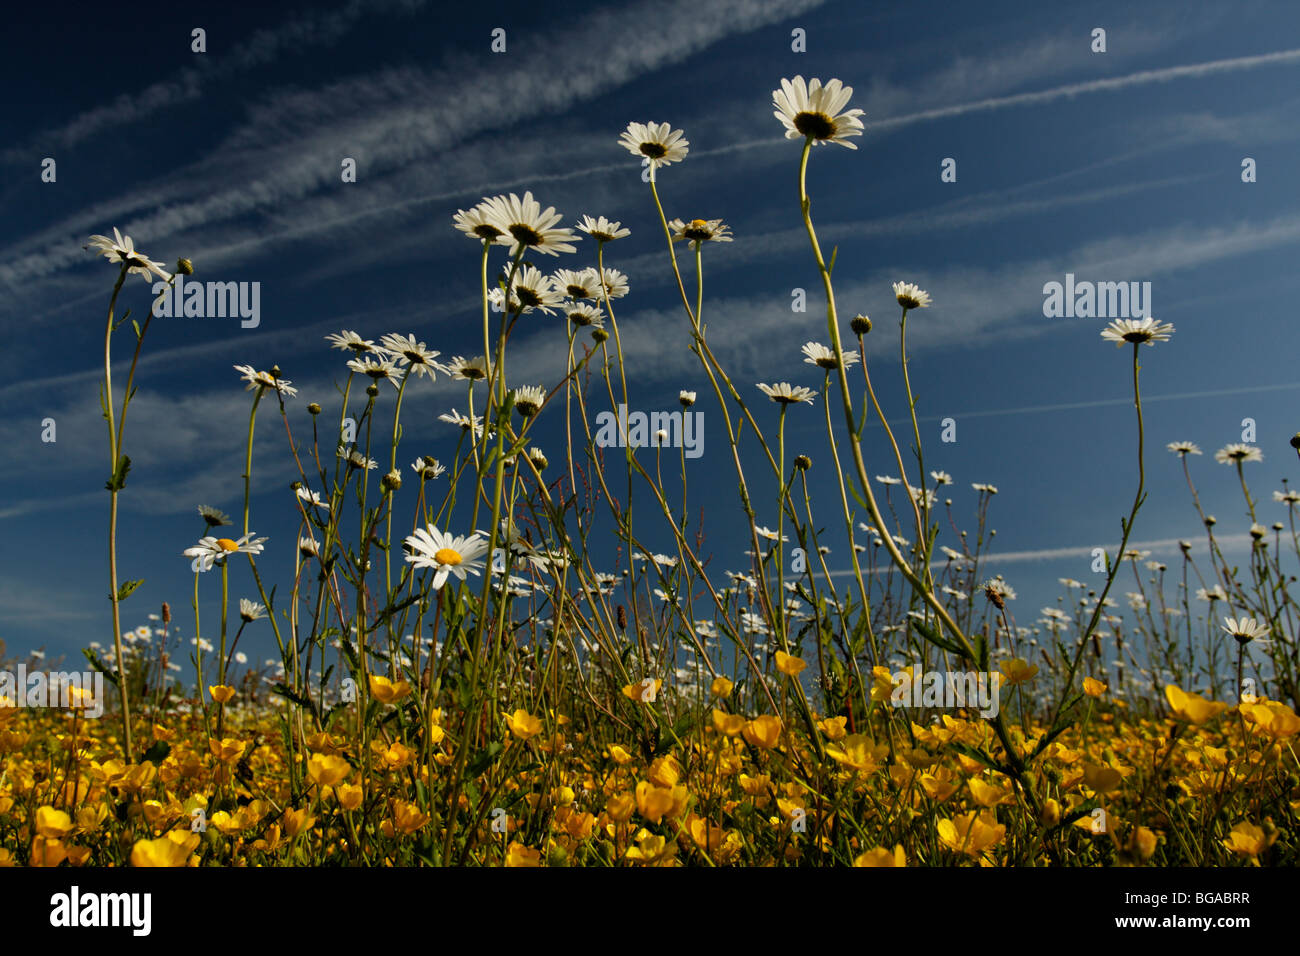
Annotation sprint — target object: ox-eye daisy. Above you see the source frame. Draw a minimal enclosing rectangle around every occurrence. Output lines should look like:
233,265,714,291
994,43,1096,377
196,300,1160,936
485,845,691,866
1215,443,1262,464
184,533,267,572
757,382,816,405
619,122,689,171
893,282,931,310
772,76,865,148
486,191,578,257
576,215,630,242
403,527,488,590
85,227,172,283
1100,317,1174,347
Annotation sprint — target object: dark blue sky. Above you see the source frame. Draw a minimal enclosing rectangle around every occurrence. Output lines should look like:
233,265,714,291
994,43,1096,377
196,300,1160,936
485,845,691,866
3,0,1299,681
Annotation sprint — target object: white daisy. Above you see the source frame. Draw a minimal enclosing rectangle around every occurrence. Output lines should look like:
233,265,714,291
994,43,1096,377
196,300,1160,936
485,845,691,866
564,302,604,328
379,333,444,379
511,385,546,417
198,505,233,527
239,598,267,622
575,215,630,242
325,330,379,355
756,382,816,405
892,281,932,310
668,218,733,244
1222,616,1269,644
1215,443,1262,464
445,355,490,381
801,341,859,370
346,355,403,387
85,227,172,283
772,76,865,148
184,533,268,572
412,456,446,480
1166,441,1202,456
619,122,689,172
597,267,630,299
1100,317,1175,347
295,487,327,509
337,444,378,471
485,191,578,257
234,364,298,397
403,526,489,590
453,198,508,242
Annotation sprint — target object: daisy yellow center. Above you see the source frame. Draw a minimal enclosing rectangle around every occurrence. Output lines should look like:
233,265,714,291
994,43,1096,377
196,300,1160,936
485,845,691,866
434,547,463,566
793,111,835,140
216,538,239,552
689,219,708,229
639,142,667,159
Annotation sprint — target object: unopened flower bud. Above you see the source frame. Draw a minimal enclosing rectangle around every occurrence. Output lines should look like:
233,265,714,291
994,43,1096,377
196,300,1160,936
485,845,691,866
850,314,872,336
176,258,194,276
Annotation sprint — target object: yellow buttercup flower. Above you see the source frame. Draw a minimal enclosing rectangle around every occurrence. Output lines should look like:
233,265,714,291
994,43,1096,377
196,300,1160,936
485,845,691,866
999,658,1038,685
208,737,247,762
505,842,541,867
368,674,412,705
775,651,806,677
34,805,73,839
1083,677,1107,697
1240,700,1300,739
710,676,734,698
208,684,236,704
854,844,906,867
825,734,879,773
505,708,542,740
1223,821,1276,858
937,812,1005,857
308,753,352,788
712,710,746,736
622,679,663,702
1081,763,1123,794
337,783,364,812
282,807,317,838
742,715,783,750
605,792,636,823
131,831,200,867
818,715,848,741
1164,685,1228,725
390,800,431,835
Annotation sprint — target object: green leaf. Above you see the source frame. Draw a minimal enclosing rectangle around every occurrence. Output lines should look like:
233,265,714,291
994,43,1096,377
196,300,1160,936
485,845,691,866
105,455,131,491
270,683,312,708
132,319,142,341
81,648,121,689
141,740,171,764
112,579,144,602
911,616,964,656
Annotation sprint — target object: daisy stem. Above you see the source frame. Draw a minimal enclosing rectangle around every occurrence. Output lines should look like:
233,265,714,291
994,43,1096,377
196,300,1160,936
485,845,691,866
242,389,264,537
102,263,135,762
899,306,935,589
1048,342,1147,733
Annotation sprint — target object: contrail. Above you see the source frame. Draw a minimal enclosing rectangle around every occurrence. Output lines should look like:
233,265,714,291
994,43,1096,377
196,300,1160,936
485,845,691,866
827,533,1256,575
868,381,1300,427
869,48,1300,132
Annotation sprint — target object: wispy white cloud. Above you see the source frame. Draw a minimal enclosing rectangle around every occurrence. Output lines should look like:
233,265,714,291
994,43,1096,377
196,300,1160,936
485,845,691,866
0,0,432,164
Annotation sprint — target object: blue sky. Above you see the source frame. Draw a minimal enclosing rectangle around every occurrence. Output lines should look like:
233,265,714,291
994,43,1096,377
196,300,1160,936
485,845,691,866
3,0,1299,681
